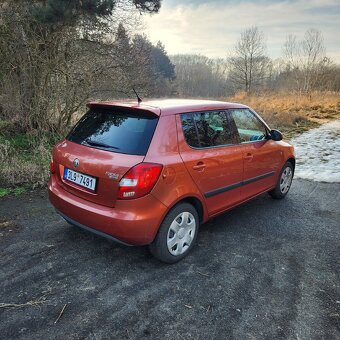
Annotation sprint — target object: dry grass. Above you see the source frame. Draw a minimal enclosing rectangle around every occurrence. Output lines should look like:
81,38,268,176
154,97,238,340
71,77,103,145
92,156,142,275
0,132,57,189
0,296,47,309
226,91,340,138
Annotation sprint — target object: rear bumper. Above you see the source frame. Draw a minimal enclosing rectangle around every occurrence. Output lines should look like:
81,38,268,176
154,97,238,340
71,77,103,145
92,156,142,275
48,175,168,245
56,210,132,246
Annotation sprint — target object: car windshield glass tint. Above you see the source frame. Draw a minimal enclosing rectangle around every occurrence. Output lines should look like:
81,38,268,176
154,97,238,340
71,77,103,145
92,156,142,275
67,108,158,155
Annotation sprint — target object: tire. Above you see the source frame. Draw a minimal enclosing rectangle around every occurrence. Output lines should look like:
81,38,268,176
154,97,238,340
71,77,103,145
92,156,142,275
269,161,294,199
149,203,199,264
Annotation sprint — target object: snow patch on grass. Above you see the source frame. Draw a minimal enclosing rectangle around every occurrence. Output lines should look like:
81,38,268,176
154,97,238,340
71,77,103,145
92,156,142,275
291,120,340,183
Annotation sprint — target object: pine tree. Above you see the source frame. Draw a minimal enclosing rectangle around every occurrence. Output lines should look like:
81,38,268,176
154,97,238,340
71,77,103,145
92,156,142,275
30,0,160,25
151,41,175,80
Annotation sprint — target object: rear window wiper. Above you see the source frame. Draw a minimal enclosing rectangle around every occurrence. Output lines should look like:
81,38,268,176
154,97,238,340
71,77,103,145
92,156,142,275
84,139,119,150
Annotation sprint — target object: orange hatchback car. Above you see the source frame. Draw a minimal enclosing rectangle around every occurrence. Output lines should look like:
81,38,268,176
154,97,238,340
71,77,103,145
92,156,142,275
49,99,295,263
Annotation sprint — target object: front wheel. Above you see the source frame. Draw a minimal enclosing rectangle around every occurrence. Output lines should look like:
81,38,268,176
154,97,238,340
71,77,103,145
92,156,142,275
149,203,199,263
269,161,294,199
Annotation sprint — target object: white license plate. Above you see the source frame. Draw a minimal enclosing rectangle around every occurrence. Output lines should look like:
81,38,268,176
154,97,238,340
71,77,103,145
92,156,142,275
64,168,96,191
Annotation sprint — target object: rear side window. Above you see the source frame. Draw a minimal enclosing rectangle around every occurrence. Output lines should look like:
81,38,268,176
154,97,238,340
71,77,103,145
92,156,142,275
181,111,237,148
67,107,158,155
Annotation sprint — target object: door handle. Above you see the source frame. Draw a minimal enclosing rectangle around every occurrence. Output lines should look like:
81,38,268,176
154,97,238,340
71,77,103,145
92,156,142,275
193,162,206,170
244,153,253,161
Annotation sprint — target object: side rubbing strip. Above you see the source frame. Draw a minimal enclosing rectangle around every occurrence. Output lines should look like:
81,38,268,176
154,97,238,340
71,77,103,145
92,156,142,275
242,171,275,186
204,181,242,198
204,171,275,198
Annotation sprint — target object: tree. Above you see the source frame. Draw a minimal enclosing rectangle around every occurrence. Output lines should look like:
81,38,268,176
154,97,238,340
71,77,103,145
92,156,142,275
71,25,175,100
0,0,162,131
171,54,227,97
149,41,176,96
227,26,271,94
30,0,117,24
151,41,175,80
129,35,175,97
283,28,328,93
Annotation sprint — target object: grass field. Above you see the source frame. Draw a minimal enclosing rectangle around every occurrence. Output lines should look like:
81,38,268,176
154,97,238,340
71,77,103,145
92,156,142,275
1,92,339,194
227,91,340,138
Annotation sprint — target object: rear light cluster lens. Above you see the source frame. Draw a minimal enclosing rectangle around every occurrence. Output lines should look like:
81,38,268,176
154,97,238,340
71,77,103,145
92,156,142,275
50,160,56,174
118,163,163,200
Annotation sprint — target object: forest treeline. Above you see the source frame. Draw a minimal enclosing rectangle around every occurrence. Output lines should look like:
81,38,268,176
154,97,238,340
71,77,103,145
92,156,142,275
173,27,340,98
0,1,339,134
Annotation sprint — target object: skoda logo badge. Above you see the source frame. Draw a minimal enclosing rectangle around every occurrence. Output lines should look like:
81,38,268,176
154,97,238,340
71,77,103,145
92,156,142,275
73,158,79,168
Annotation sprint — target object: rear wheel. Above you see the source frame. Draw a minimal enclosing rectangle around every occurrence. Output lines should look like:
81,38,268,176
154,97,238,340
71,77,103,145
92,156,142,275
269,161,293,199
149,203,199,263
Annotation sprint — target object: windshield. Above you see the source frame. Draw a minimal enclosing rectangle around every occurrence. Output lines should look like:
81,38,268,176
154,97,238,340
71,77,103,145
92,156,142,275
67,107,158,156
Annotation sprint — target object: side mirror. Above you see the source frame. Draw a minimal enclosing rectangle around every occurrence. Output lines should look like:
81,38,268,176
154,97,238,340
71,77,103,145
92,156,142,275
270,129,283,141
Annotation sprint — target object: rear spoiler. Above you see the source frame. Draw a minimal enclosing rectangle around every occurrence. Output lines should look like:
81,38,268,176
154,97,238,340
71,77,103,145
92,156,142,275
87,101,161,117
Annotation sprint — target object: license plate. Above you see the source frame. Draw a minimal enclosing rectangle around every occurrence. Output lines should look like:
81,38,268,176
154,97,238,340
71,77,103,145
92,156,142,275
63,168,96,191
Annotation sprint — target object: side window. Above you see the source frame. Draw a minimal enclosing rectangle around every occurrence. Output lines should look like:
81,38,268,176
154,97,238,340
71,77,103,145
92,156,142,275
230,109,267,143
181,111,237,148
181,113,200,147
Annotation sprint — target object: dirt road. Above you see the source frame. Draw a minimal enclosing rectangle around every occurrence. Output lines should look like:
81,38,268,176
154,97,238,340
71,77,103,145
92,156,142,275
0,179,339,339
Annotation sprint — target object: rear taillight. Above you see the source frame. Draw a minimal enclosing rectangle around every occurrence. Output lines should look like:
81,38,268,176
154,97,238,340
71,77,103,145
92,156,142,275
50,160,56,174
118,163,163,200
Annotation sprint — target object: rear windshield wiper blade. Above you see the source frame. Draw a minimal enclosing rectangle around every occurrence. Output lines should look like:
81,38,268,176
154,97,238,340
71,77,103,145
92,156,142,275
84,139,119,150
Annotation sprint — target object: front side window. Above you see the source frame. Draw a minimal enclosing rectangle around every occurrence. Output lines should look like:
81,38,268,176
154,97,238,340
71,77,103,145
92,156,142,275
181,111,237,148
230,109,267,143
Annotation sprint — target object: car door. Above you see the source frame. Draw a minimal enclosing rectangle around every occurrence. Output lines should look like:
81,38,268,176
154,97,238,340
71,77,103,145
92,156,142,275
229,108,282,200
177,110,243,216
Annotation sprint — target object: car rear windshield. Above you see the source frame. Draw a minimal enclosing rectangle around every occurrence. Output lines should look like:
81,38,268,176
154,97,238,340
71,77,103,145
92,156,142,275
67,107,158,156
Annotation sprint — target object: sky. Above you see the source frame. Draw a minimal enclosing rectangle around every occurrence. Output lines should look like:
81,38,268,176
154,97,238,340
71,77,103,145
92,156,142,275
142,0,340,62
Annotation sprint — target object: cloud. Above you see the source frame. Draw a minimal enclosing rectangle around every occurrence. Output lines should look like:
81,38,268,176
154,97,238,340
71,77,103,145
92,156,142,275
142,0,340,62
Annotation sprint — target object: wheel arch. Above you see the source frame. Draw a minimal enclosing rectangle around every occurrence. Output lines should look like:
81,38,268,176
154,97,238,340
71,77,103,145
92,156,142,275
180,196,205,223
162,194,207,224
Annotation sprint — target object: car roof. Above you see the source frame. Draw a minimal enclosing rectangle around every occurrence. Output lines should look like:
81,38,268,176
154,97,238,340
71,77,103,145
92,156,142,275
87,99,249,116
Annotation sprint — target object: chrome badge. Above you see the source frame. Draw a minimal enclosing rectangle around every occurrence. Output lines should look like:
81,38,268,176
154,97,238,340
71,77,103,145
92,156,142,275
73,158,80,167
105,171,119,180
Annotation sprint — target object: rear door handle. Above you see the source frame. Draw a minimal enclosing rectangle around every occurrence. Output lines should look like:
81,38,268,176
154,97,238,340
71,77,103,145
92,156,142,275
193,162,206,170
244,153,253,161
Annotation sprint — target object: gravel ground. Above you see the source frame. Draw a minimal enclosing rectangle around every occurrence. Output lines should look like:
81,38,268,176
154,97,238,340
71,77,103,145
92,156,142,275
0,179,339,340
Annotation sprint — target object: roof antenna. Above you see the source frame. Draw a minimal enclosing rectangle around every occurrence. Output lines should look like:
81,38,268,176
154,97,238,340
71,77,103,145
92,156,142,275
132,87,142,104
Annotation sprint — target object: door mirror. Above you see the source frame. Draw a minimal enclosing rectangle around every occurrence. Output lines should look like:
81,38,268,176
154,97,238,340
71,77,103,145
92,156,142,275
270,129,283,141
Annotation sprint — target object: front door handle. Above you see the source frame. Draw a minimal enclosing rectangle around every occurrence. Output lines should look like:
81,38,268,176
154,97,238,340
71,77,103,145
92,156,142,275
244,153,253,161
193,162,206,171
